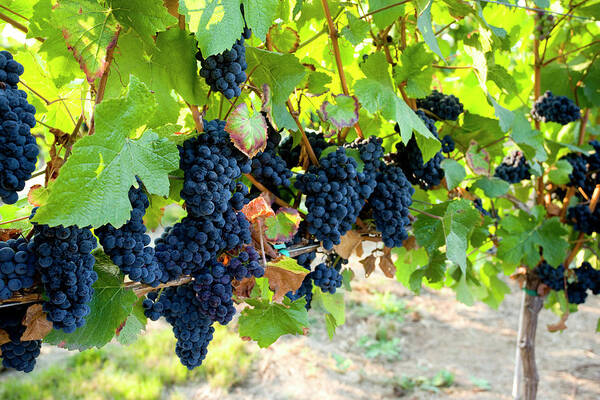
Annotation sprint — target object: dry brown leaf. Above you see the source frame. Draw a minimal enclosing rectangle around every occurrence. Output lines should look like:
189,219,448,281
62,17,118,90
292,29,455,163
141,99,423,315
232,277,256,298
546,202,561,216
241,196,275,223
333,230,362,259
403,236,417,251
0,329,9,346
537,283,551,297
510,266,528,289
21,304,53,341
360,255,377,278
163,0,179,18
354,241,364,258
250,223,278,258
547,311,569,332
379,247,396,278
264,266,308,302
0,229,21,241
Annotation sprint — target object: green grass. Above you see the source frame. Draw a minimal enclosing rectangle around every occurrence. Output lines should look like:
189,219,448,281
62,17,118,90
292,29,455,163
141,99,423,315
0,324,254,400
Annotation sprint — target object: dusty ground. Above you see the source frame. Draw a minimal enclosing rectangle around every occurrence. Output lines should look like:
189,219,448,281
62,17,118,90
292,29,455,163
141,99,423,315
180,271,600,400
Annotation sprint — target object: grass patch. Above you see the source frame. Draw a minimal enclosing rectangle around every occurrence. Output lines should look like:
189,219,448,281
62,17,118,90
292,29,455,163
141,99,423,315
0,323,254,400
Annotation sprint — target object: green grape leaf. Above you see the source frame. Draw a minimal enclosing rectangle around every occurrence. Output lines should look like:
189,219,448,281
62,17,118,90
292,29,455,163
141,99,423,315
369,0,404,30
471,176,510,197
33,77,179,228
117,298,147,346
511,114,547,162
312,288,345,339
440,159,466,190
455,275,475,306
354,53,440,161
416,0,444,60
225,103,268,158
394,43,434,98
143,195,173,231
548,160,573,185
238,297,309,347
341,12,369,45
267,256,309,274
44,252,138,350
109,0,177,44
268,25,299,53
413,200,481,272
306,71,332,95
441,0,474,18
264,208,302,243
54,0,120,83
245,48,306,105
180,0,245,57
497,210,568,267
242,0,279,42
320,95,360,129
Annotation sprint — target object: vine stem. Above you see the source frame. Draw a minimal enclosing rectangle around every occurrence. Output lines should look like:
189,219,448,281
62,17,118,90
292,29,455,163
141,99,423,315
359,0,411,19
542,40,600,66
244,173,306,217
432,65,473,70
577,108,590,146
0,12,44,42
320,0,363,141
408,206,442,220
286,100,320,166
0,216,29,226
533,37,544,207
19,81,51,105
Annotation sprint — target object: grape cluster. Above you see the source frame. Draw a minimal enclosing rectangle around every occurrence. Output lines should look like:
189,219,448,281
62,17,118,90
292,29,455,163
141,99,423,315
0,52,39,204
143,284,215,369
0,237,36,300
535,11,555,41
0,306,41,372
279,130,329,169
31,219,98,333
251,149,292,193
347,136,384,182
371,164,414,248
536,261,600,305
391,111,445,190
96,182,163,286
416,90,464,121
494,151,531,184
192,259,235,325
285,228,316,308
531,91,580,125
561,141,600,198
441,135,455,154
227,246,264,281
566,204,599,235
295,148,372,249
310,262,342,294
197,28,251,99
536,261,565,291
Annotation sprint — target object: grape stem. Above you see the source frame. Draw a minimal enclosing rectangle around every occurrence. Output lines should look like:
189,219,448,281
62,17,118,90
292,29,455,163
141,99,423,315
0,12,44,42
286,100,320,166
359,0,411,19
244,173,307,217
407,206,442,220
0,216,29,226
542,40,600,66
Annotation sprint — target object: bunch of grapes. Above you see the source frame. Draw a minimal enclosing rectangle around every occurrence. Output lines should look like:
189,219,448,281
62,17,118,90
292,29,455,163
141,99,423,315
416,90,464,121
535,261,565,291
295,148,372,249
227,246,264,281
96,181,163,286
494,151,531,183
535,11,555,40
0,52,39,204
310,262,342,294
197,28,251,99
143,284,215,369
390,111,445,190
566,204,600,235
441,135,455,154
346,136,384,182
285,228,316,308
31,219,98,333
531,91,580,125
251,149,292,193
0,237,36,300
192,259,235,325
0,305,41,372
371,164,414,248
279,130,329,169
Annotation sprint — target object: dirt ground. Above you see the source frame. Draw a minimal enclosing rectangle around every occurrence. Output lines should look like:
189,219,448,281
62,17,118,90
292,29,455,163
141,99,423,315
179,270,600,400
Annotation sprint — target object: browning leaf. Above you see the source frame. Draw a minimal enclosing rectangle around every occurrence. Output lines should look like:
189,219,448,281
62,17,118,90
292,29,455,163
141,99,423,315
0,329,9,346
355,241,364,258
21,304,53,341
403,236,417,251
0,229,21,241
547,311,569,332
233,277,256,298
379,247,396,278
265,257,309,302
333,230,362,259
242,197,275,223
360,255,377,278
